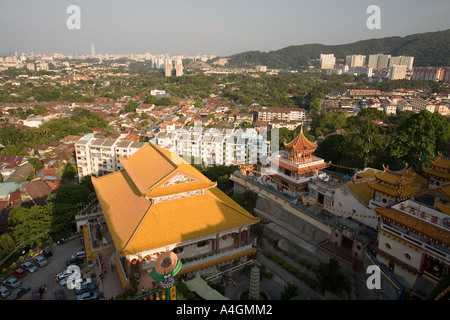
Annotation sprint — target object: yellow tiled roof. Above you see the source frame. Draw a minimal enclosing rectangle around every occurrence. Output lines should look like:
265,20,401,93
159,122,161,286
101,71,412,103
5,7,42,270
92,170,152,253
119,143,177,194
374,167,416,186
430,154,450,170
375,207,450,245
93,143,260,256
123,189,259,255
423,167,450,181
146,167,216,198
346,181,374,206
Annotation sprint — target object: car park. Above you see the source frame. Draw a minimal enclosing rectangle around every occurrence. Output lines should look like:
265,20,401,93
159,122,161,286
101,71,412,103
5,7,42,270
8,286,30,300
77,291,99,300
0,286,10,298
21,261,38,273
34,255,48,267
12,268,27,279
54,289,66,300
3,277,22,289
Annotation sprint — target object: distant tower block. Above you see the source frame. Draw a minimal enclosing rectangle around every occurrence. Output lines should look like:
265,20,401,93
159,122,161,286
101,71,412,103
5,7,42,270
91,44,96,57
249,265,260,300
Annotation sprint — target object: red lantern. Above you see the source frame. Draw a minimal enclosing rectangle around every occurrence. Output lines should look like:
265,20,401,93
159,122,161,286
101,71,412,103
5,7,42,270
222,236,227,240
131,258,138,265
145,255,151,261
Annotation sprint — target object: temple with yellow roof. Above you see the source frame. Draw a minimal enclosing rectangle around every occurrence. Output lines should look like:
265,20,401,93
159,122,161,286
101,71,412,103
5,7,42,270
264,126,328,194
373,183,450,292
367,164,428,207
423,153,450,189
91,143,260,286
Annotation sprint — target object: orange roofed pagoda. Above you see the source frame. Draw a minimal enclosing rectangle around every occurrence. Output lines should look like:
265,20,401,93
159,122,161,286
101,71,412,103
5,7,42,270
91,143,260,288
265,126,328,193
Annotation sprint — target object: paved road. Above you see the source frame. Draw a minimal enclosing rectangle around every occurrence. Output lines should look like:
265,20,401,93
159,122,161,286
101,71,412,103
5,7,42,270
8,236,86,300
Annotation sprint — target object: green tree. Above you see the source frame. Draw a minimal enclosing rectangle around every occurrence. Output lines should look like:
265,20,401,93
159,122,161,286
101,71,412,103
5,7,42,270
389,110,450,172
0,234,15,261
316,258,347,293
61,163,77,181
281,283,298,300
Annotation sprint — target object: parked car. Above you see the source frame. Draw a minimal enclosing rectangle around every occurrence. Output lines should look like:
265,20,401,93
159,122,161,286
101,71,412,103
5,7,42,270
54,289,66,300
12,268,27,279
3,277,21,289
43,248,53,258
0,286,10,298
56,268,82,285
71,251,86,260
62,276,91,287
21,262,38,273
8,286,30,300
65,257,84,267
32,287,41,300
77,291,99,300
34,255,48,267
75,283,97,295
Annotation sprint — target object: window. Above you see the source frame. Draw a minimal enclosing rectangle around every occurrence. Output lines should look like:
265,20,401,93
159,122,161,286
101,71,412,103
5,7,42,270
382,198,387,204
405,253,412,260
385,243,391,250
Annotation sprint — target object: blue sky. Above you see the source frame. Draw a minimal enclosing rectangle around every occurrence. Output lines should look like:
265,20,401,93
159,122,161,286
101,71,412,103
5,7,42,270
1,0,449,56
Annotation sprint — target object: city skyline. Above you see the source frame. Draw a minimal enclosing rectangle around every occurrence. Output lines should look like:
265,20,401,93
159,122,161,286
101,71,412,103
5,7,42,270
1,0,450,57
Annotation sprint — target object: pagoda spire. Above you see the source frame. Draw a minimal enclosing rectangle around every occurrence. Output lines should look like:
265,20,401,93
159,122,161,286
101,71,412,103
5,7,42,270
284,124,317,164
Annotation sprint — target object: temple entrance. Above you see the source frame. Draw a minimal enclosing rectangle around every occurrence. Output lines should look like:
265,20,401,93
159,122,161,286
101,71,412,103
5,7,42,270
317,193,325,205
342,236,353,252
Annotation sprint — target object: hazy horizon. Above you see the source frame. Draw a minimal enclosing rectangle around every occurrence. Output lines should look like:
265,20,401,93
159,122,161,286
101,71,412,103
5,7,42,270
1,0,449,57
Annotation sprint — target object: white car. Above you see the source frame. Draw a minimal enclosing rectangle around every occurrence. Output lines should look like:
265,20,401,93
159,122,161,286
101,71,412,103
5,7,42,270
71,251,86,260
21,262,38,273
0,286,10,298
57,268,84,286
34,255,48,267
3,278,21,289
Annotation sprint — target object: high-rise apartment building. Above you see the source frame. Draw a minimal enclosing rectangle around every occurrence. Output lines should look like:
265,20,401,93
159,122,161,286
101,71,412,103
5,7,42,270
368,54,391,68
75,134,147,181
345,55,366,68
389,56,414,70
155,127,270,167
90,44,95,57
389,65,407,80
411,67,445,82
320,54,336,69
175,58,183,76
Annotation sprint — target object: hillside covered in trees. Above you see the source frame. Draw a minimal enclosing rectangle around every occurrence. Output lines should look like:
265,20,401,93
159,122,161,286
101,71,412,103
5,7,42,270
213,29,450,69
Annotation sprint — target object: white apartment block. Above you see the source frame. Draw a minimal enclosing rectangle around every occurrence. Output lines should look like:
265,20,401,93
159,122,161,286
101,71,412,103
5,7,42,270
155,127,270,167
345,55,366,68
75,134,146,181
368,54,391,69
389,65,407,80
381,98,397,115
257,107,306,122
409,98,436,113
389,56,414,70
320,54,336,70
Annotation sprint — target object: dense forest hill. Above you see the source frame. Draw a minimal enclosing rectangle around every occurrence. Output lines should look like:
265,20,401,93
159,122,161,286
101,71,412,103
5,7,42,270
212,29,450,69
